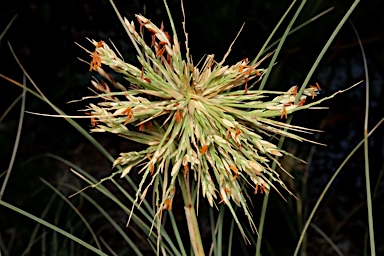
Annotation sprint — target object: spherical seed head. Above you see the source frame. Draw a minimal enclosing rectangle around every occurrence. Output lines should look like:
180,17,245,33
82,14,323,235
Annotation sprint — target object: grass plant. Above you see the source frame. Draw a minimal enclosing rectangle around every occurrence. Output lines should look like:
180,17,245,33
0,0,381,255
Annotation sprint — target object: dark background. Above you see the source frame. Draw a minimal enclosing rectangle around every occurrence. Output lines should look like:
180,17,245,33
1,0,384,255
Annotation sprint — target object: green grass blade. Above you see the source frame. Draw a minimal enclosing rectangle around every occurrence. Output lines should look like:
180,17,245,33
310,223,343,256
21,191,59,256
0,74,26,200
2,43,137,182
209,207,217,256
258,0,307,91
0,49,115,166
68,189,144,256
68,169,180,255
45,154,150,223
100,237,119,256
350,19,376,255
295,0,360,102
41,227,47,256
44,154,180,253
293,117,384,256
40,178,102,251
0,94,22,123
217,205,225,256
0,200,108,256
251,0,297,65
261,7,334,55
52,200,63,255
256,114,293,256
0,14,17,41
169,210,187,256
258,1,360,255
110,179,155,222
227,218,235,256
27,153,180,254
43,153,149,214
110,178,182,255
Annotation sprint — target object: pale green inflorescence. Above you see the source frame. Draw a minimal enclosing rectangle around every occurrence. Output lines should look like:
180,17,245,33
83,14,321,231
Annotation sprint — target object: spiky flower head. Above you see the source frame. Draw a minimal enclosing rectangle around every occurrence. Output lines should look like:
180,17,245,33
81,13,322,234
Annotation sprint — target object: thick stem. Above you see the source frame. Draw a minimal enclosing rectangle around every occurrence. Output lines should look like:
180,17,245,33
179,174,205,256
185,205,205,256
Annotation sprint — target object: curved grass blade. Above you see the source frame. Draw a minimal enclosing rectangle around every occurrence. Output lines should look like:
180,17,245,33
40,178,102,251
295,0,360,102
0,42,115,165
41,154,181,255
251,1,297,66
0,74,26,200
310,224,343,256
0,14,17,41
45,153,152,214
51,200,63,255
67,173,180,255
293,117,384,256
350,19,376,255
258,0,307,91
100,237,119,256
0,200,107,256
21,190,59,256
0,94,22,123
63,186,144,256
261,7,334,56
257,1,360,255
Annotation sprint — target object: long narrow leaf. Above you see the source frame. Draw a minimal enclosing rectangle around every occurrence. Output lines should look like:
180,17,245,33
293,117,384,255
0,200,107,256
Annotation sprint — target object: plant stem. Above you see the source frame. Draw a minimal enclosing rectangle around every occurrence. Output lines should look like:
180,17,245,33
179,174,205,256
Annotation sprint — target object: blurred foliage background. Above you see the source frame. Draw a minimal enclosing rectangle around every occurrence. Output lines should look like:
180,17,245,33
1,0,384,255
